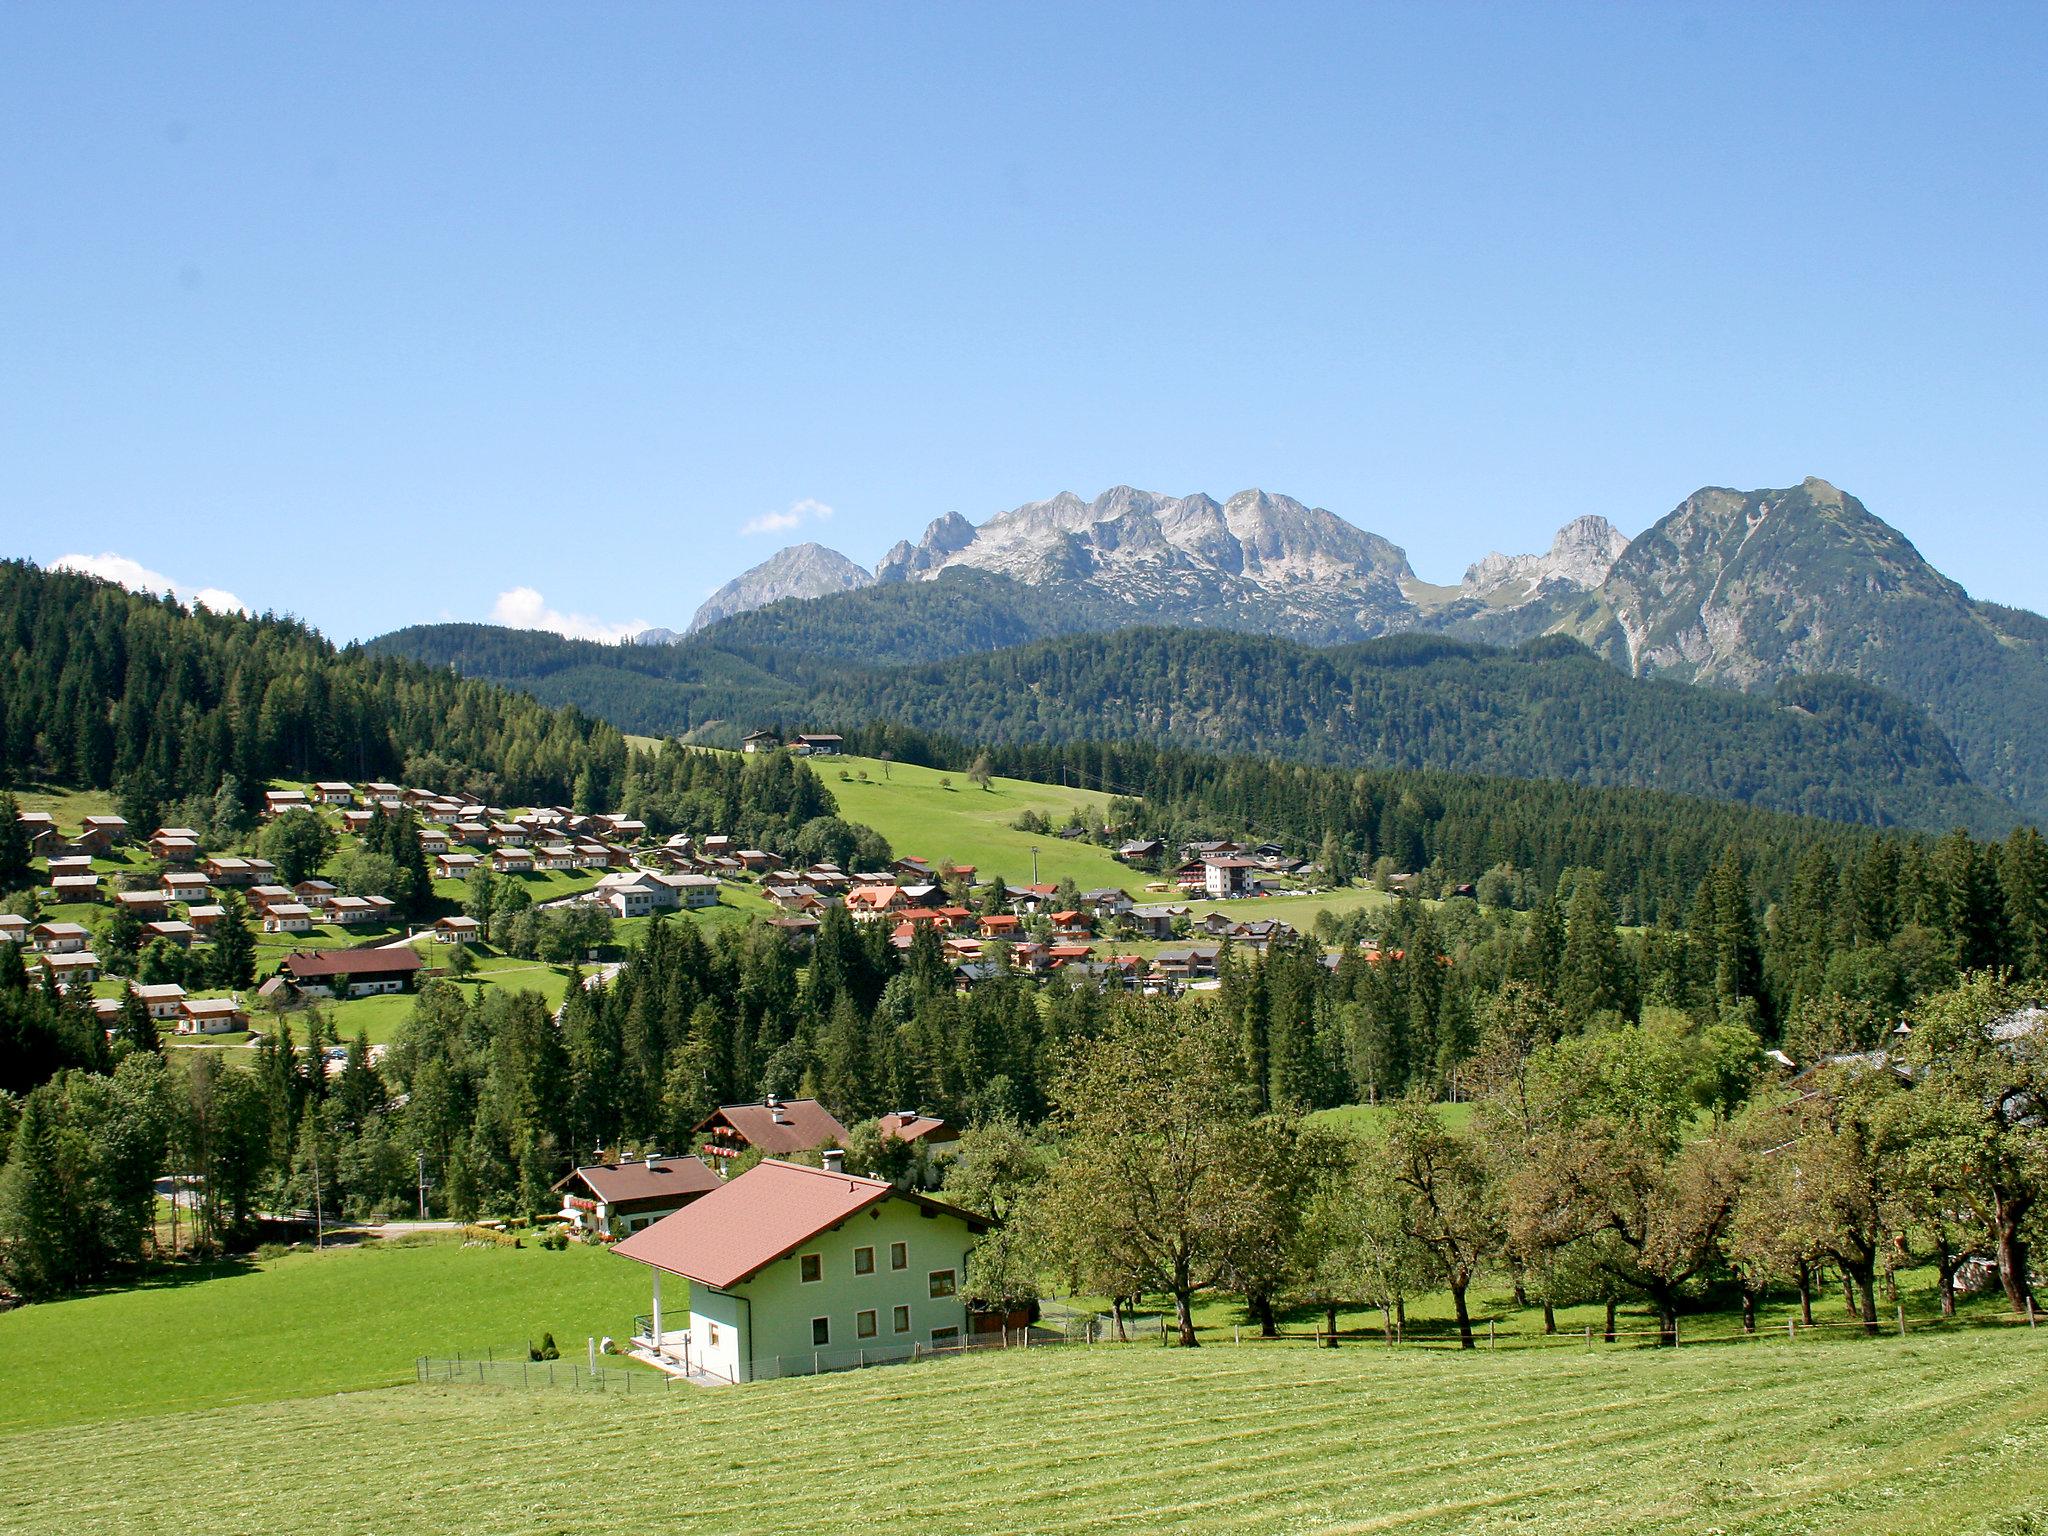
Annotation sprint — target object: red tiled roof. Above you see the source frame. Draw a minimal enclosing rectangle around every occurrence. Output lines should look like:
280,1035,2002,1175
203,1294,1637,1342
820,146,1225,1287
613,1159,982,1289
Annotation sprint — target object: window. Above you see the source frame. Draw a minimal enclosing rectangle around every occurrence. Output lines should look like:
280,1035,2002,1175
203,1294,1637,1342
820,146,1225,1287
799,1253,822,1283
857,1309,878,1340
811,1317,830,1347
853,1245,874,1276
707,1323,719,1345
929,1269,956,1299
889,1241,908,1271
893,1305,910,1334
930,1326,959,1344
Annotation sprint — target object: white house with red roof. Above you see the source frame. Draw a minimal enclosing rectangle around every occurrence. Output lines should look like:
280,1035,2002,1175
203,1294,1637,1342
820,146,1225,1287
614,1155,990,1382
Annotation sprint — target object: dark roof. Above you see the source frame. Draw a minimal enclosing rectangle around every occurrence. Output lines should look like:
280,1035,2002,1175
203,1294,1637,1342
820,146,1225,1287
612,1159,986,1289
281,945,424,980
554,1156,722,1207
694,1098,849,1156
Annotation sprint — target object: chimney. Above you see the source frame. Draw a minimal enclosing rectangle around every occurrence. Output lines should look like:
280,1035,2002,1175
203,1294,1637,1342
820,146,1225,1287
822,1148,845,1175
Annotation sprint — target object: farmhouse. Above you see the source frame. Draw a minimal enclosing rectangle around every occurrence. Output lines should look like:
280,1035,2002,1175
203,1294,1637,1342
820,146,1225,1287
113,889,172,920
874,1110,959,1153
552,1154,721,1239
432,915,482,944
792,733,843,756
262,902,314,935
148,828,201,863
262,789,310,818
616,1155,991,1382
129,982,187,1022
695,1096,848,1163
595,870,720,918
178,996,248,1035
740,729,779,753
279,943,424,998
1125,903,1188,940
42,951,101,985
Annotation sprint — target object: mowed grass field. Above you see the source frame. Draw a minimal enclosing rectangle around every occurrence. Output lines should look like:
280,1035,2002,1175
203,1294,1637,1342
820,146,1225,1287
0,1235,649,1434
5,1328,2043,1536
826,755,1132,891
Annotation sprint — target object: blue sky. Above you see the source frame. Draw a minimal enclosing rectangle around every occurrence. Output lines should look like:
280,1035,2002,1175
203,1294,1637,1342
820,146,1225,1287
3,3,2043,640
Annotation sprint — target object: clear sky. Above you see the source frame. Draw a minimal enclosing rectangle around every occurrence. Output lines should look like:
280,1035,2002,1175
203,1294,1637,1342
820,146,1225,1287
4,3,2044,640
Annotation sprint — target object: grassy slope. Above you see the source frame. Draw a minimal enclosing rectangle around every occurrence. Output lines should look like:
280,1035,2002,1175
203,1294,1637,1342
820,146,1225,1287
0,1235,650,1434
6,1330,2042,1536
826,754,1130,890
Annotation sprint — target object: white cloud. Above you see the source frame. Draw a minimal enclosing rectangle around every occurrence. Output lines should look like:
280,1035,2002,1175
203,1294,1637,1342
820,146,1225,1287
741,497,835,536
488,586,652,644
52,552,250,614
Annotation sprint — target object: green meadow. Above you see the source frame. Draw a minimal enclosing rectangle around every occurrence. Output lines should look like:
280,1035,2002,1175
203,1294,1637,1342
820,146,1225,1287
3,1314,2040,1536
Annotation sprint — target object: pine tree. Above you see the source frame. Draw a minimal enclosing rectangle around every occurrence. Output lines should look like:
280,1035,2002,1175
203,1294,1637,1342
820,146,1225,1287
0,1084,80,1297
2000,826,2048,979
0,792,31,890
210,891,257,988
1558,874,1624,1021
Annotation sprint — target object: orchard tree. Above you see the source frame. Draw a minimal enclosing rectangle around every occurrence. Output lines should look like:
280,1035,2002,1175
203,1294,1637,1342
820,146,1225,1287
1034,1000,1267,1346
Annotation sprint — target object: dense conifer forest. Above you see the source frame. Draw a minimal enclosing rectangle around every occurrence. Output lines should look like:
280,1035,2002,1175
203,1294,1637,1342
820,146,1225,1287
0,561,630,822
374,616,2013,834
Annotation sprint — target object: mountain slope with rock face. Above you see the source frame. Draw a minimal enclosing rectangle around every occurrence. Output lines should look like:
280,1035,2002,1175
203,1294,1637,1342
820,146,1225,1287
1552,477,2048,816
686,542,874,635
873,485,1419,643
1461,514,1632,604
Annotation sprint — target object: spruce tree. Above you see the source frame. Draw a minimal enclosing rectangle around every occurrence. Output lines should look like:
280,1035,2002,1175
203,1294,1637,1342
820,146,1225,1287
0,792,31,890
0,1084,79,1297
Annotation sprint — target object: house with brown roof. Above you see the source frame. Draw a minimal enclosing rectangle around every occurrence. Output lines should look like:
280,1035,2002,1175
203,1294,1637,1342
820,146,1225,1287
694,1096,848,1164
129,982,187,1022
552,1154,721,1239
148,828,202,863
279,942,423,997
615,1155,991,1382
178,996,248,1035
432,915,482,944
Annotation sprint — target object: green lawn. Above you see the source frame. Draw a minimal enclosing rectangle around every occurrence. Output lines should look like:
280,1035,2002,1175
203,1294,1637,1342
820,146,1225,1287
4,1323,2041,1535
1307,1099,1476,1139
6,782,117,828
826,755,1133,892
0,1234,650,1435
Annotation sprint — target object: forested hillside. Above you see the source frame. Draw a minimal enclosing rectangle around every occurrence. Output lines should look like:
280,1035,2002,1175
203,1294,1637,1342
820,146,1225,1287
371,619,2015,835
0,561,630,824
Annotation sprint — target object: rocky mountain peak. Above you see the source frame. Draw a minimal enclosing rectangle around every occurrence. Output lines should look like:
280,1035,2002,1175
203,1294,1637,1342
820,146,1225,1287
687,542,874,634
1462,514,1631,603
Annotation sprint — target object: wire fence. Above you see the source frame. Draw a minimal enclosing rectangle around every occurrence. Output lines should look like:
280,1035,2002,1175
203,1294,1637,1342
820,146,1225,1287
415,1354,676,1394
413,1299,2041,1395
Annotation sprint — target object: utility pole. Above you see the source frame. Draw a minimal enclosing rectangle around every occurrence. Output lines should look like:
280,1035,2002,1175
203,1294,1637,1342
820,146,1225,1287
1031,846,1039,884
312,1138,325,1249
417,1151,429,1220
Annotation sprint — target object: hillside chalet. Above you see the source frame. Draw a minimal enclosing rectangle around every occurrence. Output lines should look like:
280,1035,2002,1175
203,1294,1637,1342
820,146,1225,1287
553,1154,722,1239
617,1155,991,1382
